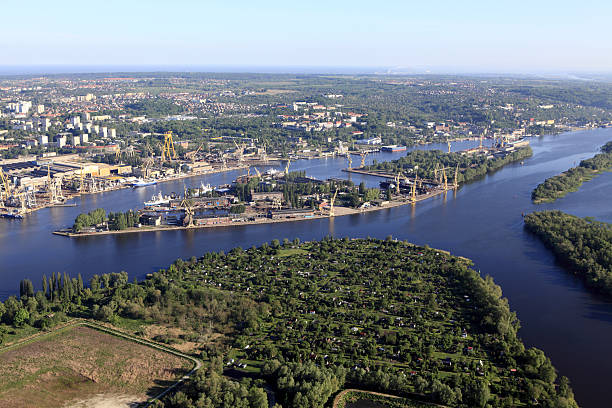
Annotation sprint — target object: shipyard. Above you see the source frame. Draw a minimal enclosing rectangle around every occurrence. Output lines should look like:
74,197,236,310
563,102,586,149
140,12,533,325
51,136,532,237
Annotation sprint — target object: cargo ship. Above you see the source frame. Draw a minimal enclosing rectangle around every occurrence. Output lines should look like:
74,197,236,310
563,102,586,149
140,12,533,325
381,145,407,152
144,192,171,207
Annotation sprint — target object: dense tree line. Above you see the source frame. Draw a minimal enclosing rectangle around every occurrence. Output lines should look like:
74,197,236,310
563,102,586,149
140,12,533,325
72,208,140,232
525,210,612,296
365,147,532,185
532,141,612,203
72,208,107,232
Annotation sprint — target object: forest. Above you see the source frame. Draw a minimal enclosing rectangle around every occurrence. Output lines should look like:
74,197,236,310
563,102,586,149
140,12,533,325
71,208,140,232
524,211,612,297
0,238,577,408
532,141,612,203
364,147,532,185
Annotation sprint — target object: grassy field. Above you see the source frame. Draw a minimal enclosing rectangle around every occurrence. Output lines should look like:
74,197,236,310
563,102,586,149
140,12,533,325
0,326,191,408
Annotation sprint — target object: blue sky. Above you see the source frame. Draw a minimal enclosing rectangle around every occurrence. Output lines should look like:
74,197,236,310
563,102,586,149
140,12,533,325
1,0,611,73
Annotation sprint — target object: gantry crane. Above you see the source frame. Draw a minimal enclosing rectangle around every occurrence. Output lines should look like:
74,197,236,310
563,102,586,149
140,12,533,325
161,131,177,162
329,189,339,217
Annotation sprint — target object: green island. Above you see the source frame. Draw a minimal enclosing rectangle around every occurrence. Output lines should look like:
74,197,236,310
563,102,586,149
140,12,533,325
531,141,612,203
2,238,577,407
363,146,532,184
524,211,612,296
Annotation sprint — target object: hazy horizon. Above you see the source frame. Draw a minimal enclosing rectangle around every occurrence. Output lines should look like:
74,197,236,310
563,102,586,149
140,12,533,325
1,64,611,80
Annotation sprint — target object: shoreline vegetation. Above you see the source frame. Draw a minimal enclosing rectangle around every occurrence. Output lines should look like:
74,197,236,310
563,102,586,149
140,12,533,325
531,141,612,203
364,146,533,184
524,211,612,297
1,238,578,407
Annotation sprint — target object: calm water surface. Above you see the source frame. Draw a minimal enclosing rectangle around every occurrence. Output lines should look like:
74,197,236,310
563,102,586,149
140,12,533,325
1,131,611,407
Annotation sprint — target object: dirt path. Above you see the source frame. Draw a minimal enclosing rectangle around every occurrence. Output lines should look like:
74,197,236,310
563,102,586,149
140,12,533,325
65,394,143,408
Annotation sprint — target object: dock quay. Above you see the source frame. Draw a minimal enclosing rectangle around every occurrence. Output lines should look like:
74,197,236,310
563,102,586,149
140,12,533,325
342,167,440,185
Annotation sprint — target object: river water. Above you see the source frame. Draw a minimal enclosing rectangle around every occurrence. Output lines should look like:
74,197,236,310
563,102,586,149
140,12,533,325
1,130,611,407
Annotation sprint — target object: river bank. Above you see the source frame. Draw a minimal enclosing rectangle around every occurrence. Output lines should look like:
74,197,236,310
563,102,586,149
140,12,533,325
52,191,447,238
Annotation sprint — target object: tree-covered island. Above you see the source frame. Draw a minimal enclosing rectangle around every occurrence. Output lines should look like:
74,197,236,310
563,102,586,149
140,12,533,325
1,238,577,407
524,211,612,297
531,141,612,203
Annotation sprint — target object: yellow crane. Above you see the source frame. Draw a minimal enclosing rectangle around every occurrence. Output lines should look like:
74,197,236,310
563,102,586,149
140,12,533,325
79,165,85,194
185,143,203,163
453,164,459,189
443,167,449,191
360,151,367,168
447,141,451,153
329,189,339,217
410,173,418,203
395,172,402,195
253,167,261,178
161,131,177,162
233,140,244,163
0,168,11,202
284,159,291,176
347,154,352,170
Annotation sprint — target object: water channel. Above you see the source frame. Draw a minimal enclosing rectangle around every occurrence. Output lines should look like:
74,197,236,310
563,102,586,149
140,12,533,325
1,130,611,407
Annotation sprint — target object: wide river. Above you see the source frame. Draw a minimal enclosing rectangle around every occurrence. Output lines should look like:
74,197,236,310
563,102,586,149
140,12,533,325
1,130,611,407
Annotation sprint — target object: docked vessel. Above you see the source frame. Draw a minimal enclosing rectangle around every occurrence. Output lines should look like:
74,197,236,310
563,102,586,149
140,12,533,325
131,178,158,187
192,182,213,197
1,212,24,219
144,192,171,207
381,145,407,152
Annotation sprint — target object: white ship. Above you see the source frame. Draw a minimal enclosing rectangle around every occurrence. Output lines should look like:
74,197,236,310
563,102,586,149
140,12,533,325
191,182,213,197
144,192,171,207
265,168,280,176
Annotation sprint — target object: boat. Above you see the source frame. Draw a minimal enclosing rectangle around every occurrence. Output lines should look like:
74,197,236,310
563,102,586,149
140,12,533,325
381,145,407,152
1,212,24,219
200,182,213,193
131,178,158,187
144,192,171,207
265,168,281,176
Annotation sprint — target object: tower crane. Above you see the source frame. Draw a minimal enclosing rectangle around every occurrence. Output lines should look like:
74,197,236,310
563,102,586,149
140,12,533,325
447,141,451,154
329,189,339,217
347,154,352,170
